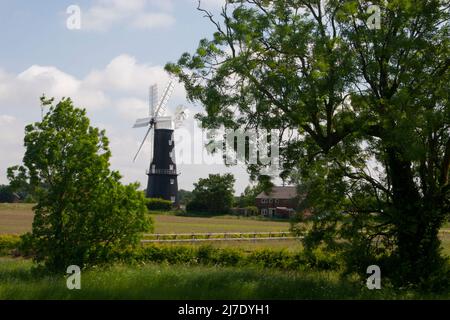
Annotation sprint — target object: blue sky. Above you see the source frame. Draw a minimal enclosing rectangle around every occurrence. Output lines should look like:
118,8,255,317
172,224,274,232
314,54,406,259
0,0,253,194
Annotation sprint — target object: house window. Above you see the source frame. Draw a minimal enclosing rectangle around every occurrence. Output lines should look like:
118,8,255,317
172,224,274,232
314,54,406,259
269,198,273,204
261,209,267,216
261,199,267,204
170,179,174,185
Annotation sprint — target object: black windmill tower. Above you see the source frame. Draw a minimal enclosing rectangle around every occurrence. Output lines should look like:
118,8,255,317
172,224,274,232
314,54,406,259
133,79,186,205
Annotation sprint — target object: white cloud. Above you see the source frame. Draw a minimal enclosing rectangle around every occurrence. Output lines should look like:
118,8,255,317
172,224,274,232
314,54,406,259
0,54,184,112
81,0,176,31
0,66,109,111
116,97,149,120
83,54,186,104
0,115,25,185
84,55,169,95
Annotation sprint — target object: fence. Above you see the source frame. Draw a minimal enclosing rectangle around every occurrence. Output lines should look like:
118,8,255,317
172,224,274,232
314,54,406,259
141,231,302,243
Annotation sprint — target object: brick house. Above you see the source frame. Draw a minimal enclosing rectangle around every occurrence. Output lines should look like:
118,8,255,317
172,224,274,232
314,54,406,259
255,186,299,218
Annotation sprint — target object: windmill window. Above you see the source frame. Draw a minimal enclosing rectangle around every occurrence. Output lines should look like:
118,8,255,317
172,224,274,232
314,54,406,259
170,179,174,185
169,165,174,170
171,196,176,203
169,139,173,145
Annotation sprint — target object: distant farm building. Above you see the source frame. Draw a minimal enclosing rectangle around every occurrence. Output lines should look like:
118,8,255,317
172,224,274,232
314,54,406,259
256,186,301,218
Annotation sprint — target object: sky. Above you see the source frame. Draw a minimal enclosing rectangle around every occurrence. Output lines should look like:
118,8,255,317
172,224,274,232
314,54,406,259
0,0,254,194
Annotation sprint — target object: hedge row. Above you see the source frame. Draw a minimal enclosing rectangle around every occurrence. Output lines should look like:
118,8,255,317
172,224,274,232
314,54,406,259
146,198,173,211
0,235,340,271
116,245,340,271
0,235,21,256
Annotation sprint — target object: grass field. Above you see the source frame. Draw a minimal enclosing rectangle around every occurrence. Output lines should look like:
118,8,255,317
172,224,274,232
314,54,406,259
0,204,290,234
1,257,448,299
0,204,449,299
0,203,448,253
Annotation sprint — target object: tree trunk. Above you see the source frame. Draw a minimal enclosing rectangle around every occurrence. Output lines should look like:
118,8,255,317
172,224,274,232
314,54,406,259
386,147,443,285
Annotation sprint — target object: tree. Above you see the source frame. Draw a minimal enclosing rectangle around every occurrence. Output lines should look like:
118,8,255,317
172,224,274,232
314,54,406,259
187,174,235,214
166,1,449,288
8,97,152,272
0,185,16,203
238,175,274,207
178,189,193,206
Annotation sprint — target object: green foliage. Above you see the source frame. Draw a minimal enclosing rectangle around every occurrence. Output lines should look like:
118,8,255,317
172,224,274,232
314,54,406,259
146,198,173,211
186,174,235,214
237,177,273,207
7,97,153,272
0,185,16,203
177,189,193,205
0,235,21,256
114,244,339,273
4,258,449,299
244,206,259,216
167,0,450,289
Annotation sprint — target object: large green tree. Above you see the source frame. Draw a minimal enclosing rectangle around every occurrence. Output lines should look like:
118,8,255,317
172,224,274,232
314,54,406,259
167,0,449,287
187,173,236,214
8,97,152,271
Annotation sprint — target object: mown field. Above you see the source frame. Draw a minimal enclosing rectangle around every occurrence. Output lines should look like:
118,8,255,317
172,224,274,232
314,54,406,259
0,204,302,251
0,204,291,234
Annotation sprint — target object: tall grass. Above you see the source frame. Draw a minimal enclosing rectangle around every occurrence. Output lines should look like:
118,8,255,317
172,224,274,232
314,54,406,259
0,258,449,300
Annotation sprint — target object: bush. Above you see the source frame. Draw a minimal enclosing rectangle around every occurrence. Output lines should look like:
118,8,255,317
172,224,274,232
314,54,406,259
0,185,16,203
186,200,208,214
0,235,21,256
123,245,339,272
248,249,294,269
146,198,173,211
244,206,259,216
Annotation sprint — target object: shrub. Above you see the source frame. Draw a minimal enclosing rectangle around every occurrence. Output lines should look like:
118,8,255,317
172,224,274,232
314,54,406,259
244,206,259,216
0,235,21,256
146,198,173,211
138,245,196,264
248,249,294,269
303,246,340,270
130,245,340,271
186,200,208,213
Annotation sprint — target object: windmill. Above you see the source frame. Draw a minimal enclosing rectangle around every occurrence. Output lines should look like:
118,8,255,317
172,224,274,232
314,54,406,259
133,78,187,204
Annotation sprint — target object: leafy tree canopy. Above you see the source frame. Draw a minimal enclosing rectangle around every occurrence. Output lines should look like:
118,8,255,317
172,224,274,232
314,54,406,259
8,97,152,271
187,173,236,214
167,0,450,288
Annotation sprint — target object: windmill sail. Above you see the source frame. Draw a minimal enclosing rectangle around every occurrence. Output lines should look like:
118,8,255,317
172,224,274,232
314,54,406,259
133,122,153,162
150,84,158,117
154,79,174,118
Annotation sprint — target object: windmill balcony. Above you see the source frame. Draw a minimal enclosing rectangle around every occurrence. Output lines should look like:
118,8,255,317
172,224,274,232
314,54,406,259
147,168,178,175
